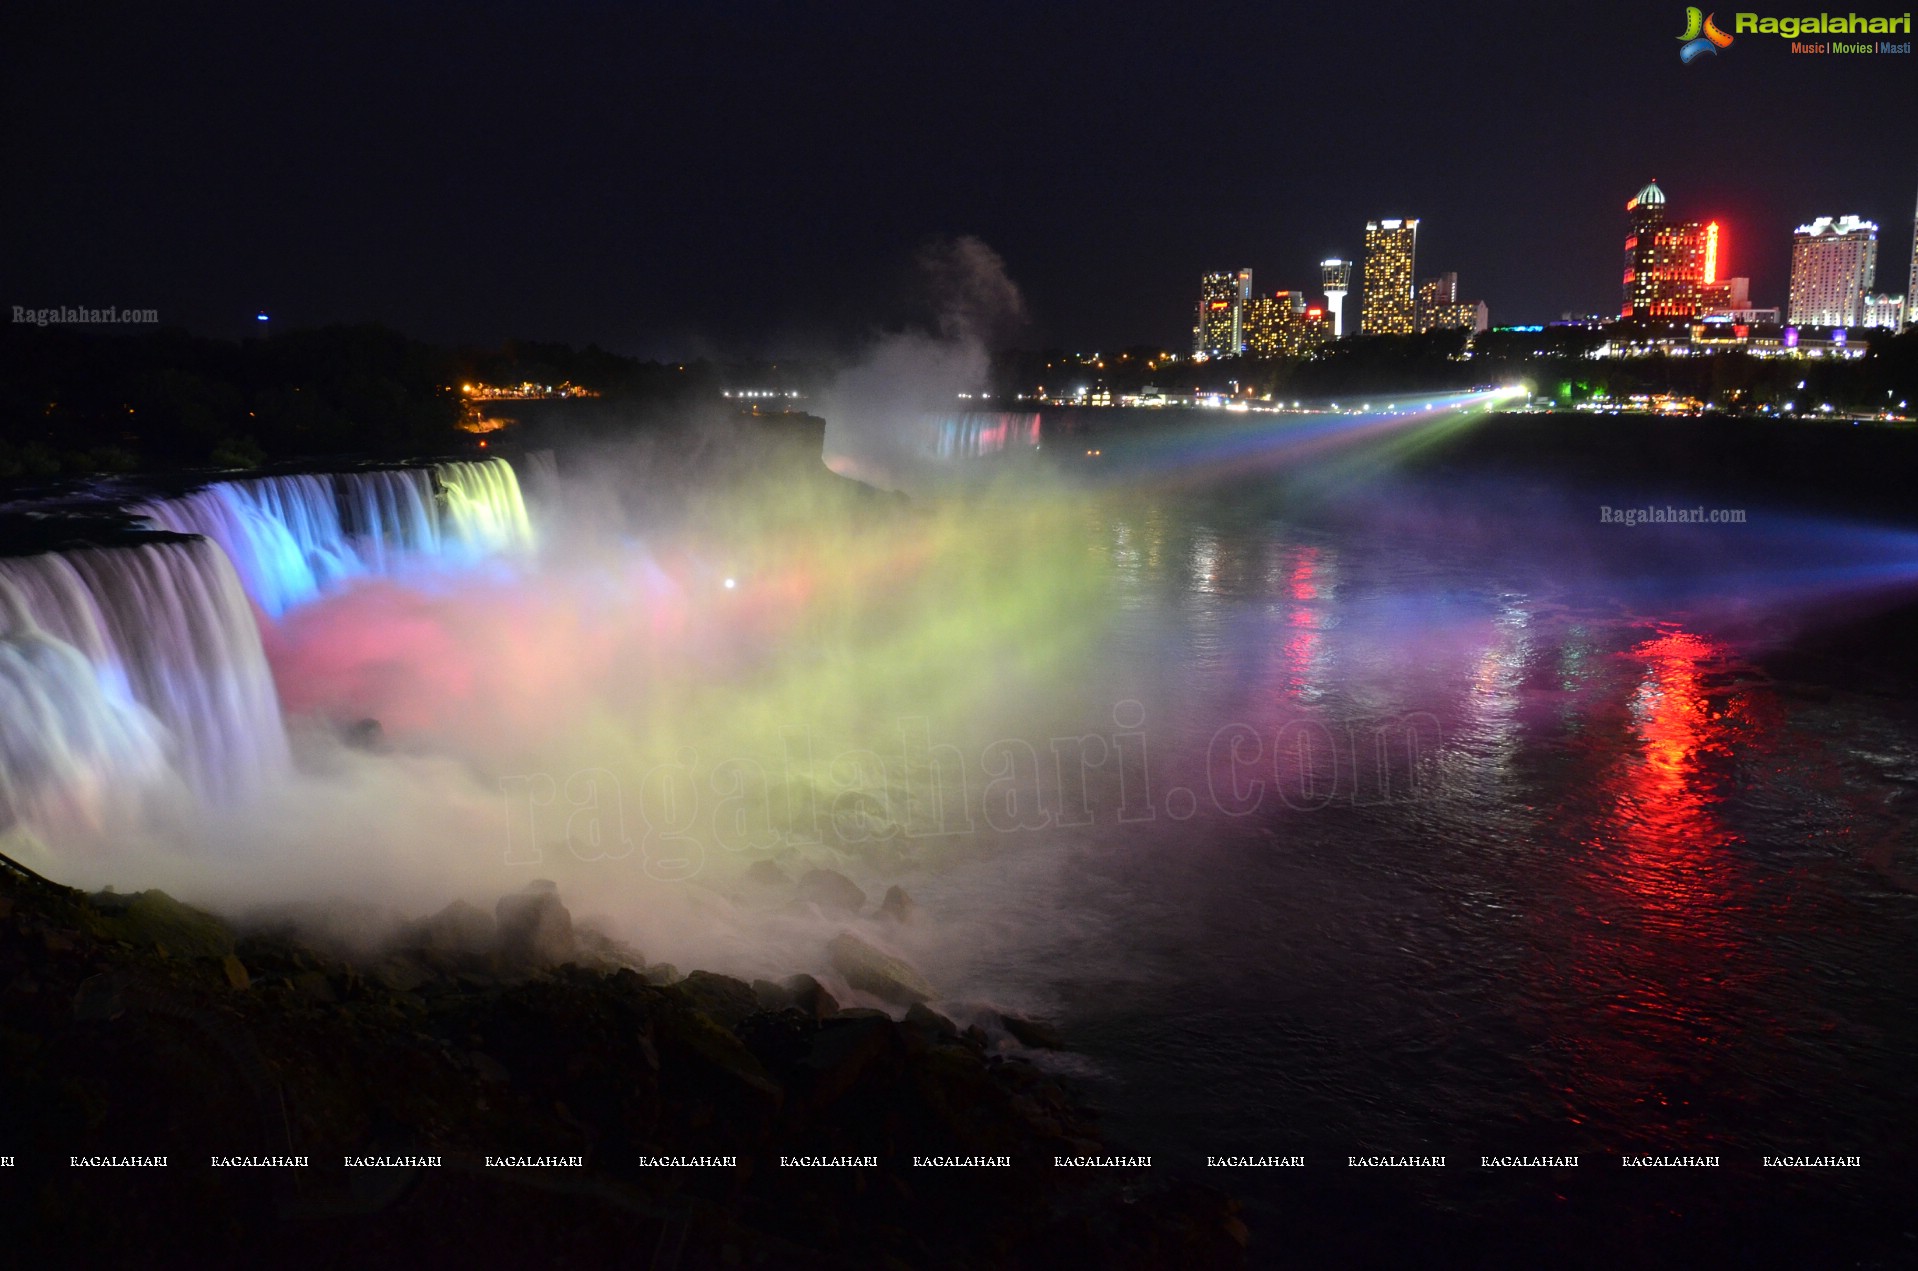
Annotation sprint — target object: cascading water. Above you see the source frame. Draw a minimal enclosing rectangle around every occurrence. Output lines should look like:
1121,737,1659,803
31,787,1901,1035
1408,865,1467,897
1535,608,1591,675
435,458,535,560
135,458,530,619
0,575,171,835
0,538,286,822
931,411,1042,458
137,474,374,618
2,455,535,837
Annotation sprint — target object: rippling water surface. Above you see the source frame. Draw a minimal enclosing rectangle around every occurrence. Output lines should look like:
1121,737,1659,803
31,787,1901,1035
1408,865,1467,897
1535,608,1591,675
907,454,1918,1250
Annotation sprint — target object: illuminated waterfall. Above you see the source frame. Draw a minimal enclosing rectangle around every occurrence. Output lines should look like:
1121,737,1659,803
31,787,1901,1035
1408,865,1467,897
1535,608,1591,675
0,456,534,835
137,457,532,617
0,540,288,823
434,458,535,560
0,576,169,835
932,412,1043,458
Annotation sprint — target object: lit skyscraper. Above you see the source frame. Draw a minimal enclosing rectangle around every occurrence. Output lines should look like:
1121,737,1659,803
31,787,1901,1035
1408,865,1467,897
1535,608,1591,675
1906,178,1918,331
1241,290,1331,357
1360,220,1417,334
1194,268,1253,356
1788,216,1878,328
1620,182,1714,318
1621,180,1666,317
1320,259,1351,337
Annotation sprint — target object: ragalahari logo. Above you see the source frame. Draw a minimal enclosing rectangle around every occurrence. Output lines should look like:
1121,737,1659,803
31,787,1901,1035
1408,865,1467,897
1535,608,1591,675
1679,8,1736,60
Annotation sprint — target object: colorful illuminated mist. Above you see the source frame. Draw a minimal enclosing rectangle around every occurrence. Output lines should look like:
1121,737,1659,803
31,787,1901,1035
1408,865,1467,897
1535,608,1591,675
0,458,531,837
2,400,1916,1174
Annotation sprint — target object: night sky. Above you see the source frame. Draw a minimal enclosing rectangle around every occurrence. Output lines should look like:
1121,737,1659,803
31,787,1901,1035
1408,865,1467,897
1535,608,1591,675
5,0,1916,356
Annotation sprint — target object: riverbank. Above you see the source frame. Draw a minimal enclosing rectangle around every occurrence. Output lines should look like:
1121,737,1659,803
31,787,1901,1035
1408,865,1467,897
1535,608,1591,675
0,854,1245,1266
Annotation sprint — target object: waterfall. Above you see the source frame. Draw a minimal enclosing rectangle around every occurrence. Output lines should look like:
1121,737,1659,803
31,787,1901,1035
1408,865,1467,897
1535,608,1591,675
932,412,1043,458
0,456,533,836
0,539,288,825
435,458,535,560
136,457,531,617
0,576,170,835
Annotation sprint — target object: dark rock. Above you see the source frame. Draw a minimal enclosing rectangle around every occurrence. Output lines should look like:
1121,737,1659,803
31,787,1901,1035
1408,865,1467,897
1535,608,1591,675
83,889,233,959
677,970,761,1029
409,899,495,956
750,978,791,1011
71,972,128,1021
494,881,576,968
292,969,339,1003
573,925,640,968
736,1007,818,1074
0,854,1244,1269
1000,1013,1067,1050
742,859,791,889
467,1051,511,1084
372,958,430,994
221,954,251,991
827,932,934,1005
642,962,680,986
903,1002,957,1037
652,1003,785,1124
877,884,918,923
795,1012,901,1110
780,973,839,1020
831,1007,894,1021
794,868,866,915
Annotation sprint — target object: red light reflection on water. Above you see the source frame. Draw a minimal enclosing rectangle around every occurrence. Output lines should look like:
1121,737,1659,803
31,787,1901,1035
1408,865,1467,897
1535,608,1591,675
1280,547,1324,702
1533,625,1783,1151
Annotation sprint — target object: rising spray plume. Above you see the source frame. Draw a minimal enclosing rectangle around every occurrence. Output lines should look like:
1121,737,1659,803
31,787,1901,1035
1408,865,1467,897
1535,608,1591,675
820,235,1033,493
0,425,1133,1016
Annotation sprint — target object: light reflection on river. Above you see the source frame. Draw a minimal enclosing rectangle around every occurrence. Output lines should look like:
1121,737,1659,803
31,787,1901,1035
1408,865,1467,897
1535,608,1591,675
916,481,1918,1243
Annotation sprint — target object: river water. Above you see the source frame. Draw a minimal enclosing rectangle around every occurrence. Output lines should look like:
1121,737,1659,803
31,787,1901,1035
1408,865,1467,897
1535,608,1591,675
892,407,1918,1261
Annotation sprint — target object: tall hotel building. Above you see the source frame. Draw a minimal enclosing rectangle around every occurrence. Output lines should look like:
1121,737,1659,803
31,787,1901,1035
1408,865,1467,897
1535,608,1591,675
1906,180,1918,331
1620,181,1716,318
1359,220,1418,334
1194,268,1254,356
1242,291,1333,358
1787,216,1878,328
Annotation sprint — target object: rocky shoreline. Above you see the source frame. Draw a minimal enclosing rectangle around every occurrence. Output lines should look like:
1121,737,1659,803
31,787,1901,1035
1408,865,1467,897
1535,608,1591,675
0,853,1246,1266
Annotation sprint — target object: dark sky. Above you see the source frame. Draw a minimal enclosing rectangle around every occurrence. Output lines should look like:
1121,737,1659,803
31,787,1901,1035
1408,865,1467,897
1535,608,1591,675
5,0,1916,357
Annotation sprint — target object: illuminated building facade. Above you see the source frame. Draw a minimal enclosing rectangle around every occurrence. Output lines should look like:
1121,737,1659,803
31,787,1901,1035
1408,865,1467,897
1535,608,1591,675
1360,220,1418,334
1621,181,1666,317
1320,259,1351,337
1701,275,1750,313
1415,272,1456,329
1194,268,1254,356
1787,216,1878,327
1412,272,1489,333
1621,183,1716,318
1241,291,1332,357
1907,180,1918,331
1863,292,1905,329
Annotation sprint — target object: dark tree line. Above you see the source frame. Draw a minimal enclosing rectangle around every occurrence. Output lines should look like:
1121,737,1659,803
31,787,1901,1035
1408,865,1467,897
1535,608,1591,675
0,325,824,480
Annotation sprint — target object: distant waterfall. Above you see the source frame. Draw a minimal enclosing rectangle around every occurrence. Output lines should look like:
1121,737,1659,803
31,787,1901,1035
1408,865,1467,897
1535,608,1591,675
0,539,289,825
137,457,532,617
932,412,1043,458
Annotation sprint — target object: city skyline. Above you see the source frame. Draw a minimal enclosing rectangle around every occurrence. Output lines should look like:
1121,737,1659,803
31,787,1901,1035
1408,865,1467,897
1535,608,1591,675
4,2,1916,356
